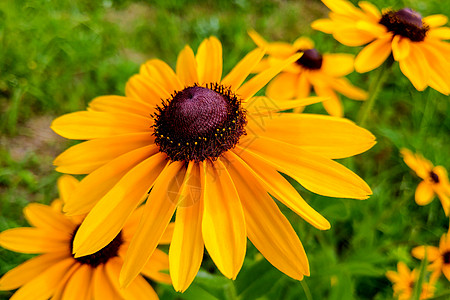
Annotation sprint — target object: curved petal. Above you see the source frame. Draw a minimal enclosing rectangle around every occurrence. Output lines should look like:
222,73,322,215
354,36,392,73
333,28,378,46
0,228,69,254
176,45,198,87
423,14,449,28
223,155,309,279
169,163,204,292
51,111,151,140
245,96,325,115
202,159,246,279
248,30,296,57
120,161,185,288
411,246,441,262
93,264,122,300
418,43,450,95
125,74,171,105
56,175,79,205
428,27,450,40
196,37,223,84
0,252,67,290
140,59,183,94
24,203,75,233
391,35,410,61
311,19,335,34
64,145,160,215
140,248,171,284
72,153,168,257
398,43,430,91
313,84,343,117
87,95,154,117
61,264,93,300
321,53,355,77
266,73,298,100
328,77,368,100
415,181,435,206
239,137,372,199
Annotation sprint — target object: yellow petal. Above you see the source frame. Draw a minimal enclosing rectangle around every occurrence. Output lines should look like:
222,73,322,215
411,246,441,261
56,175,79,204
51,111,151,140
398,43,430,91
311,19,335,34
0,252,67,290
391,35,410,61
225,151,330,230
358,1,381,20
266,73,298,100
240,137,372,199
24,203,75,233
196,37,223,84
61,264,93,300
0,228,69,254
140,59,183,94
54,133,155,175
415,181,435,205
169,163,204,292
120,161,184,288
237,53,301,101
125,74,171,104
419,42,450,95
328,77,368,100
88,95,154,117
313,84,343,117
248,30,295,57
9,258,74,300
221,48,265,91
72,153,168,257
202,159,246,279
223,155,309,279
400,148,431,179
423,14,449,28
93,264,122,300
322,0,364,18
293,37,315,50
333,28,378,46
176,45,198,87
64,145,160,215
296,73,312,100
321,53,355,77
245,96,325,115
159,223,175,245
355,36,392,73
140,248,171,284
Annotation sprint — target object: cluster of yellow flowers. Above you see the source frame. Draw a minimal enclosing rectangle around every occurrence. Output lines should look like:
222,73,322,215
0,0,449,299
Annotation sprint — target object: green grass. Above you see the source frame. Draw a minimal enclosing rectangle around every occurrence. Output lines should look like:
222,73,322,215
1,0,449,299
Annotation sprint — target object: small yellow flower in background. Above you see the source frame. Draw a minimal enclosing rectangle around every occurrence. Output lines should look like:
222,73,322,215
412,228,450,282
312,0,450,94
248,30,367,117
401,148,450,215
386,262,435,300
51,36,376,291
0,175,172,300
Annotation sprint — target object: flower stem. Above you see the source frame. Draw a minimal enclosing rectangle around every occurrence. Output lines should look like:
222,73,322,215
301,280,313,300
357,58,393,126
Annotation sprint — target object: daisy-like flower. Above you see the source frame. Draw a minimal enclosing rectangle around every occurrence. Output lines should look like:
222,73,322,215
412,228,450,281
248,30,367,117
51,37,376,291
312,0,450,94
0,175,172,300
386,262,435,300
401,148,450,215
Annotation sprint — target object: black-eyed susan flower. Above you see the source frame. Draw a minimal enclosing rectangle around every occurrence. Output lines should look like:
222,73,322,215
249,30,367,117
312,0,450,94
386,262,435,300
51,36,376,291
401,148,450,215
412,228,450,282
0,175,172,300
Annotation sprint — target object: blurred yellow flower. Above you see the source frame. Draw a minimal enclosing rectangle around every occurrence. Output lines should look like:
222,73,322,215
51,36,376,291
386,261,435,300
412,228,450,281
0,175,172,300
401,148,450,215
312,0,450,94
249,30,367,117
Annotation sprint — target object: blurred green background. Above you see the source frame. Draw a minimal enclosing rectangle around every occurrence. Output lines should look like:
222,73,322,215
1,0,449,299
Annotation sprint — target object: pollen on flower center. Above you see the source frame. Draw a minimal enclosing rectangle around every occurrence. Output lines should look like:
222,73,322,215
152,83,247,162
296,49,323,70
379,8,429,42
429,171,440,183
70,226,123,267
444,251,450,264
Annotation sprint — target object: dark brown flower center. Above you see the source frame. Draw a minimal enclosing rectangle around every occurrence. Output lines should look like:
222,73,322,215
70,226,123,267
152,83,247,162
444,251,450,264
296,49,323,70
429,171,440,183
379,8,429,42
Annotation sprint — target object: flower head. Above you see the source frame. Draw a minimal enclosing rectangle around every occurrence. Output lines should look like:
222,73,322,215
312,0,450,94
51,36,376,291
401,148,450,215
249,30,367,117
412,228,450,281
386,262,435,300
0,175,172,299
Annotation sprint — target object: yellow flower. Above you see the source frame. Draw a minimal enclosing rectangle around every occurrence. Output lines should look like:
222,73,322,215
312,0,450,94
249,30,367,117
386,262,435,300
401,148,450,215
0,175,172,299
412,228,450,282
51,36,376,291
